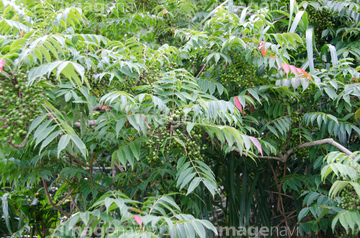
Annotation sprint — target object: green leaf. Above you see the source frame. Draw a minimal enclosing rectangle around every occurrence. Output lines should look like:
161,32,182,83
298,208,309,222
267,125,279,138
58,135,70,157
187,177,201,195
27,115,46,136
117,150,127,168
115,117,126,138
40,130,60,153
186,123,195,135
70,135,87,158
2,193,12,234
129,143,140,161
355,108,360,120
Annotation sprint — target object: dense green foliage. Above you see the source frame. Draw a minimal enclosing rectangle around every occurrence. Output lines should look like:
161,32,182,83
0,0,359,237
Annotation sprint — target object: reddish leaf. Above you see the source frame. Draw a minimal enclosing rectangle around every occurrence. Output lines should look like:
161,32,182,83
289,65,298,78
163,9,168,14
281,64,290,78
296,67,312,80
234,97,243,113
269,56,277,58
141,114,152,130
133,215,142,229
257,41,268,56
0,60,4,73
249,137,263,156
261,42,267,56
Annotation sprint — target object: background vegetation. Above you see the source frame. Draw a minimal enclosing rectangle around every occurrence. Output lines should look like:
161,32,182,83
0,0,359,237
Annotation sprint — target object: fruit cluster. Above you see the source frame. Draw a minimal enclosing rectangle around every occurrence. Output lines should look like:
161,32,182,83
144,111,207,163
0,71,45,143
277,112,312,158
140,64,176,88
143,66,162,86
294,147,310,159
307,5,335,42
291,112,303,124
291,113,310,159
220,54,258,94
135,0,158,12
340,185,360,211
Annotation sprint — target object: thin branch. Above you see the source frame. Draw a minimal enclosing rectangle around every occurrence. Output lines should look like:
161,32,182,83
111,162,117,190
70,196,81,213
256,155,284,162
274,15,287,21
196,62,208,78
8,137,28,149
66,151,88,167
282,138,352,162
42,178,69,218
93,104,108,112
89,152,94,179
134,70,146,86
57,189,75,206
114,160,125,173
269,162,291,238
68,184,81,213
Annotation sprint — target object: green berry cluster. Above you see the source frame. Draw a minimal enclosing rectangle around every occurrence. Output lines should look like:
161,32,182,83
144,116,207,164
0,71,45,143
139,64,176,89
291,112,302,124
307,5,335,42
135,0,158,12
87,68,124,97
294,147,310,159
220,54,258,95
144,66,162,85
340,185,360,211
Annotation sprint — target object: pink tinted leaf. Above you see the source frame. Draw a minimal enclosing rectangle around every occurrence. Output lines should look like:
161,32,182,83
282,64,290,78
249,137,263,156
234,97,243,113
133,215,142,229
163,9,168,14
296,67,312,81
0,60,5,73
261,42,267,56
270,57,281,69
289,65,298,79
